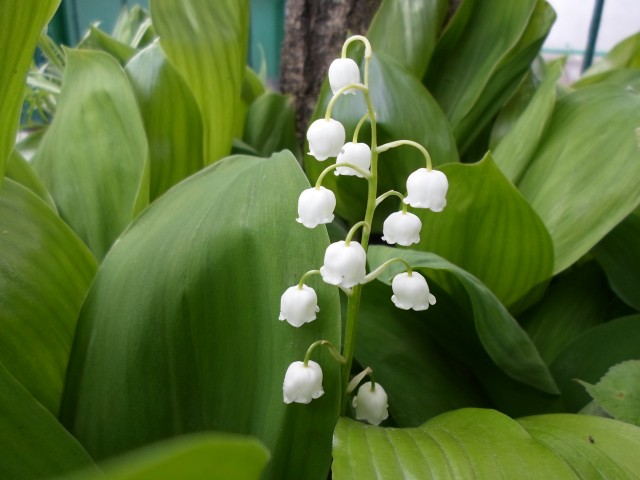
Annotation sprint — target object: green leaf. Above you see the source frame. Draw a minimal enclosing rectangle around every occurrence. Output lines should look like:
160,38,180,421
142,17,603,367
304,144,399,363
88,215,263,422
572,68,640,90
493,58,563,183
551,315,640,411
367,0,448,78
332,409,575,479
0,0,59,178
61,152,340,480
78,26,138,65
368,246,558,394
33,49,149,261
62,434,268,480
355,279,489,427
0,179,97,414
592,213,640,311
0,360,97,479
125,42,204,200
305,52,458,228
112,5,154,48
242,93,300,159
518,84,640,273
578,360,640,426
522,261,611,364
416,153,554,308
5,149,56,210
578,31,640,82
151,0,249,163
519,414,640,478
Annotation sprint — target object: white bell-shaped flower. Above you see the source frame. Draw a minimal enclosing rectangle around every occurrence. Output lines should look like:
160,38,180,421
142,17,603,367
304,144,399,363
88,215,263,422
391,271,436,311
297,187,336,228
352,382,389,425
320,240,366,288
382,211,422,246
307,119,345,161
335,142,371,177
279,285,320,328
328,58,360,95
283,360,324,404
403,168,448,211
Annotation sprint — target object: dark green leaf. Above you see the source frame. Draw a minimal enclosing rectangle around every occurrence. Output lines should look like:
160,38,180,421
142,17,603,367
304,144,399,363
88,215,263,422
242,93,300,158
5,149,55,210
33,49,149,261
61,152,340,480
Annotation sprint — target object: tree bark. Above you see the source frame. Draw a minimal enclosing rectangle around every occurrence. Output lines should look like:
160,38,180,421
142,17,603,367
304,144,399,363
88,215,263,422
279,0,382,143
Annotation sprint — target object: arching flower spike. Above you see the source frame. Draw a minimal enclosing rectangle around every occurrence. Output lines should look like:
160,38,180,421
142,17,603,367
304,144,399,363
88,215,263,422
307,119,346,161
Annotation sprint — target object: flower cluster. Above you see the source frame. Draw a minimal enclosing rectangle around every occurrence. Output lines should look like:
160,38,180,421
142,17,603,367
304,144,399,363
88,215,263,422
280,35,449,425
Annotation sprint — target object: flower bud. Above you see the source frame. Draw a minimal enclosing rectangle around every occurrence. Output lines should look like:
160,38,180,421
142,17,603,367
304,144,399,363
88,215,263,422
307,119,346,161
279,285,320,328
297,187,336,228
283,360,324,404
391,271,436,311
328,58,360,95
320,240,366,288
403,168,448,211
352,382,389,425
382,211,422,246
335,142,371,178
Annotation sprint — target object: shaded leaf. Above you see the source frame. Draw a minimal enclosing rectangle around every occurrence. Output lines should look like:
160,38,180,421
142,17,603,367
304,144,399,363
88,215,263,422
151,0,249,163
33,49,149,261
242,93,300,158
0,179,97,414
5,149,55,209
61,152,340,480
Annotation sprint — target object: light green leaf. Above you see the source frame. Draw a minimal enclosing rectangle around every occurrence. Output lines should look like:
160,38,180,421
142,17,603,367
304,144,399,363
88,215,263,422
62,434,268,480
0,0,59,178
572,68,640,90
6,149,56,210
579,360,640,426
519,414,640,478
493,58,563,182
0,360,96,479
151,0,249,163
78,26,138,65
592,213,640,311
368,246,558,394
112,5,154,48
551,315,640,411
367,0,448,78
33,49,149,261
61,152,340,480
416,153,554,308
578,31,640,82
126,42,203,200
518,84,640,273
306,52,458,228
0,179,97,415
333,409,575,479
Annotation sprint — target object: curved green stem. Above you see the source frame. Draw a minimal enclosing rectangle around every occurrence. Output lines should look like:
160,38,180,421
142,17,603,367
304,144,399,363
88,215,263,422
325,83,368,120
341,35,372,86
352,112,370,143
344,221,369,245
297,270,320,289
316,163,371,187
347,367,373,394
362,257,413,284
377,139,433,171
375,190,405,208
303,340,346,366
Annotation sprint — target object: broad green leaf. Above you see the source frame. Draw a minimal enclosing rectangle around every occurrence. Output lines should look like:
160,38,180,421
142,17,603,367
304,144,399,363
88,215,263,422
493,58,563,183
367,0,448,78
6,149,56,209
78,26,138,65
551,315,640,411
355,279,489,427
519,414,640,478
522,261,611,364
368,246,558,394
416,154,554,308
62,434,268,480
578,31,640,81
61,152,340,480
0,0,59,178
126,42,203,200
112,5,154,48
151,0,249,163
579,360,640,426
333,409,575,479
572,68,640,90
0,179,97,414
592,213,640,311
519,84,640,273
0,361,97,479
242,93,300,159
33,49,149,261
305,52,458,228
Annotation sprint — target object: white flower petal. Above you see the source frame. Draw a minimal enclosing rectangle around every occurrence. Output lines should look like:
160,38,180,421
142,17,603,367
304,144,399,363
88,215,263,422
352,382,389,425
403,168,448,211
296,187,336,228
335,142,371,177
328,58,361,95
283,361,324,404
382,211,422,246
279,285,319,328
307,119,345,161
320,241,366,288
391,271,434,311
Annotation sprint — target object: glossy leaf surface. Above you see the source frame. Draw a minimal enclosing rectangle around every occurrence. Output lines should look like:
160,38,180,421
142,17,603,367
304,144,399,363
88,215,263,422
33,49,149,261
151,0,249,163
0,179,97,414
62,152,340,480
0,0,59,178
